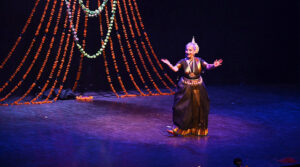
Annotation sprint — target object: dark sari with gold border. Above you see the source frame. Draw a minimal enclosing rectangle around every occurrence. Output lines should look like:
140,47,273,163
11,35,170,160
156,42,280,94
172,57,213,136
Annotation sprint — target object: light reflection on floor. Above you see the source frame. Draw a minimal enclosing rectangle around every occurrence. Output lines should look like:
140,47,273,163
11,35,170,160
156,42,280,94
0,85,299,166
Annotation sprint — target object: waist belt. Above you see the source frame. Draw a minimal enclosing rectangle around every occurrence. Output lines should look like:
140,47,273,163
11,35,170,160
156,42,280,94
181,77,203,85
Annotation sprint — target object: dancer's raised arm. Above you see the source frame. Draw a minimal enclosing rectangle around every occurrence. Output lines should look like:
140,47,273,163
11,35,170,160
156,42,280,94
202,59,223,70
161,59,180,72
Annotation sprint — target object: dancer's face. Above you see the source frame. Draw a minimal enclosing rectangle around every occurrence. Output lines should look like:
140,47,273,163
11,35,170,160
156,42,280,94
185,45,195,59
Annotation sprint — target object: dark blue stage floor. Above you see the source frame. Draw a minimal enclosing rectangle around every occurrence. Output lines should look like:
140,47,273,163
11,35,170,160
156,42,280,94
0,85,300,167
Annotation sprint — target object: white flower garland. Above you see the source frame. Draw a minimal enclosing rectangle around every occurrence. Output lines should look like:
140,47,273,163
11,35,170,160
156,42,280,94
64,0,117,58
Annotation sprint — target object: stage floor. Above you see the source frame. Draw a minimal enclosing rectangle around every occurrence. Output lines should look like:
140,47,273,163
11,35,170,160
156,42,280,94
0,85,300,167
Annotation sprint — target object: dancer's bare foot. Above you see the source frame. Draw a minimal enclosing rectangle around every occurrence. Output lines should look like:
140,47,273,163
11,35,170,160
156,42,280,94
167,129,178,136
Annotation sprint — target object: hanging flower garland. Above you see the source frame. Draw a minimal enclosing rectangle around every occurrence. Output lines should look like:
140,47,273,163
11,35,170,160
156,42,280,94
64,0,117,59
77,0,109,17
0,0,41,69
115,0,152,94
72,0,85,91
96,0,119,97
131,0,176,87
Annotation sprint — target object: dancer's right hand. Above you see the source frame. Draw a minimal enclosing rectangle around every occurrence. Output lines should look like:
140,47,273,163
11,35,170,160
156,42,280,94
161,59,170,65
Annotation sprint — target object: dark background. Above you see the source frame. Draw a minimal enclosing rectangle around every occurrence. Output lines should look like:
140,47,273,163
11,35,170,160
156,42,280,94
0,0,299,92
138,0,300,85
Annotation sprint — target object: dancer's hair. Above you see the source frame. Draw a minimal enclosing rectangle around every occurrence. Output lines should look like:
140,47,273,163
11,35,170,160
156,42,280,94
186,36,199,54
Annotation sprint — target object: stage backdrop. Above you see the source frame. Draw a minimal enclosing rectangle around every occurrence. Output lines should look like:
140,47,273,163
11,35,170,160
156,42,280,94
0,0,299,91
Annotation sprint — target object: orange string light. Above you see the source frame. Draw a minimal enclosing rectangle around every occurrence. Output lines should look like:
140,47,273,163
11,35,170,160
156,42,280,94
0,0,41,69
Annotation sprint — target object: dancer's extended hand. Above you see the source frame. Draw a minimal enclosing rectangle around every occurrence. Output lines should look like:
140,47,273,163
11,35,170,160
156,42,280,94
214,59,223,67
161,59,170,65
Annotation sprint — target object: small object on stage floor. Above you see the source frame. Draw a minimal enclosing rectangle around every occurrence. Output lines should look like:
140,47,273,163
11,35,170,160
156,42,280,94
76,95,94,102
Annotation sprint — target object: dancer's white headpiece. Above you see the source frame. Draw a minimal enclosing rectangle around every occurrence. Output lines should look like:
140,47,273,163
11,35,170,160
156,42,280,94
187,36,199,54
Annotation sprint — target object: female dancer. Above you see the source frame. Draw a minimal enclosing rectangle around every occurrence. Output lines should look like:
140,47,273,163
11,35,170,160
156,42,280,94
161,38,223,136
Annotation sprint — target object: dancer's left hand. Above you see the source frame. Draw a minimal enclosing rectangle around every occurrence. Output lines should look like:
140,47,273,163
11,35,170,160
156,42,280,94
214,59,223,67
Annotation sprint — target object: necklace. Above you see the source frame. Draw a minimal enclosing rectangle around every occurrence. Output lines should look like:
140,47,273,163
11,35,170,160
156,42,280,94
185,58,196,77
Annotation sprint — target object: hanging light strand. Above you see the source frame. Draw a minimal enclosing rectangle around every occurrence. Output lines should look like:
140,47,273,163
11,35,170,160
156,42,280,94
33,0,72,104
0,0,54,104
44,34,69,101
104,1,129,97
98,0,119,97
112,0,145,96
11,0,60,105
125,0,174,94
0,0,51,94
31,0,69,103
72,0,86,91
45,9,75,103
115,0,153,95
124,0,165,94
43,0,74,101
120,0,167,95
127,0,174,93
53,33,73,101
131,0,177,87
0,0,41,69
